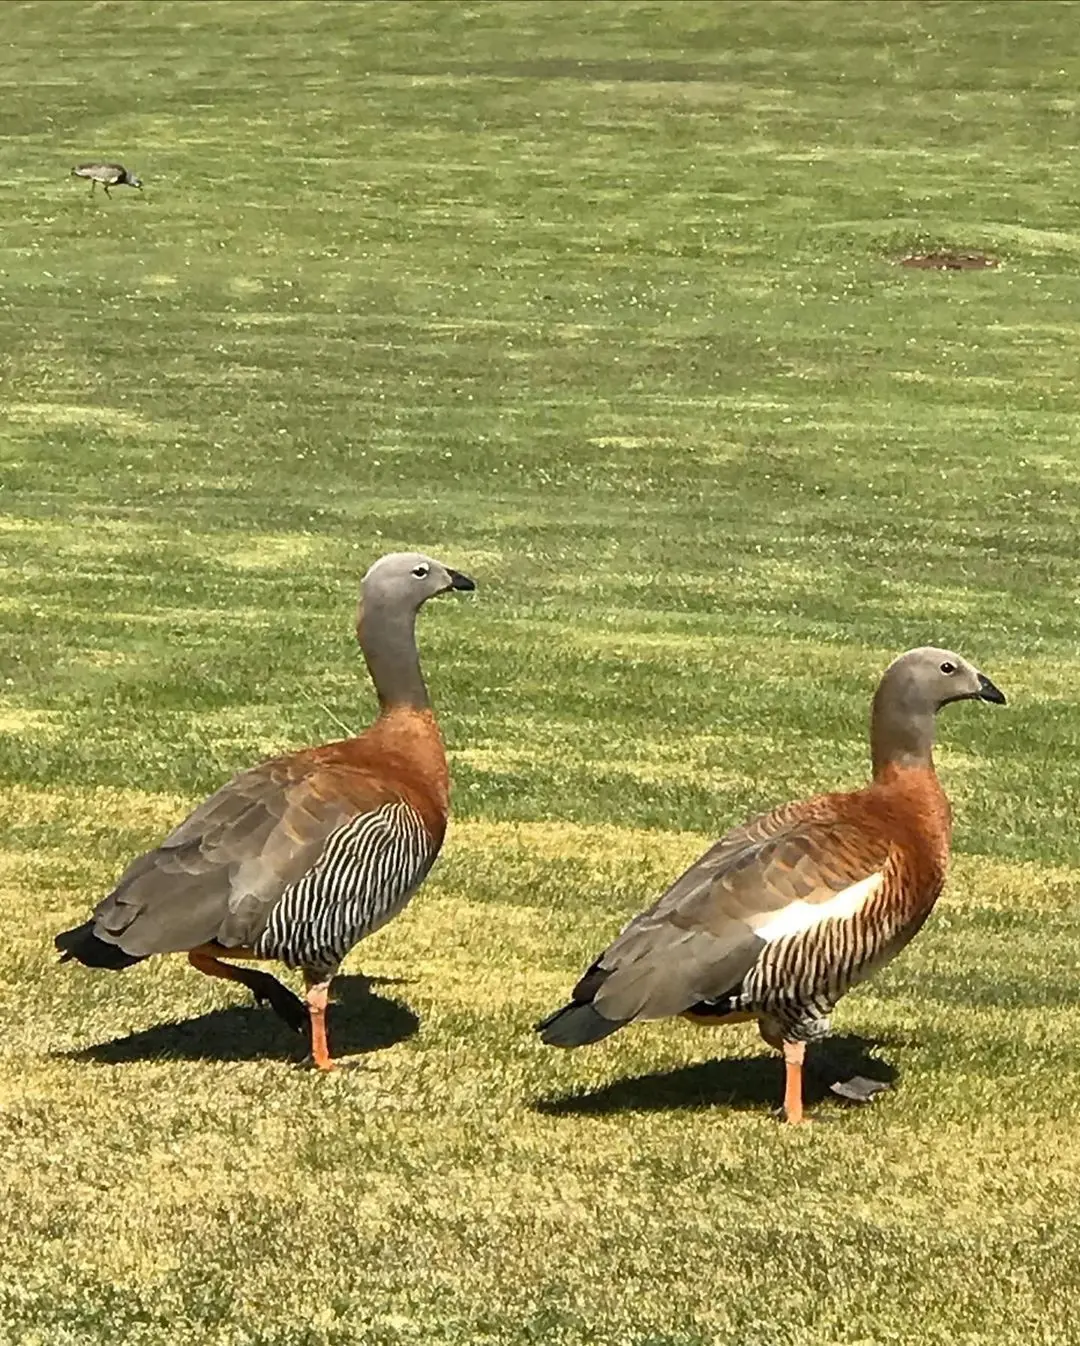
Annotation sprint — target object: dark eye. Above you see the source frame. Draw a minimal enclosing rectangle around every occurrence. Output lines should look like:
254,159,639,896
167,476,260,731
411,564,430,579
940,661,955,674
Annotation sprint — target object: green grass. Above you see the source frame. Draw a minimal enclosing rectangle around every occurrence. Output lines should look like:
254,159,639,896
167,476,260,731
3,1,1080,1341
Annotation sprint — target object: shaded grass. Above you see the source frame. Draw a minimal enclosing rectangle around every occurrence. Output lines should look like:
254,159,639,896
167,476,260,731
4,2,1080,1343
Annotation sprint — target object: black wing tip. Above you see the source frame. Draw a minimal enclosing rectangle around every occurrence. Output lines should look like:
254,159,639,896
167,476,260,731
535,1002,626,1048
54,921,143,970
534,1003,568,1034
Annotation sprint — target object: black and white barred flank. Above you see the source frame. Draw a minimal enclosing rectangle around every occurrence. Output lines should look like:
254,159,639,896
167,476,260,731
255,800,435,974
700,875,938,1043
740,917,867,1039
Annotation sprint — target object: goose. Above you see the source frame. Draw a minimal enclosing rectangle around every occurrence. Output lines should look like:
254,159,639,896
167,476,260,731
56,552,475,1069
538,648,1006,1123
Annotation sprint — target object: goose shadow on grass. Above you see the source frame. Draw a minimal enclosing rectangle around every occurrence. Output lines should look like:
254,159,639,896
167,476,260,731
534,1034,900,1117
63,974,419,1066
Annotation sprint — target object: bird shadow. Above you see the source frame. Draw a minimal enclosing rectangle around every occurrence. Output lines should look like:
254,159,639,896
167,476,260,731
60,974,419,1066
534,1034,899,1117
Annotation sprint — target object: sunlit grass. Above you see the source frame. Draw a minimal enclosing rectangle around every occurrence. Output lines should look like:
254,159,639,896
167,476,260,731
3,1,1080,1342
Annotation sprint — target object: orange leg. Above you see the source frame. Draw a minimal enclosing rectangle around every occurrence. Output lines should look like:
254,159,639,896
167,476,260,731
187,948,307,1033
782,1040,807,1125
189,948,239,983
304,973,335,1071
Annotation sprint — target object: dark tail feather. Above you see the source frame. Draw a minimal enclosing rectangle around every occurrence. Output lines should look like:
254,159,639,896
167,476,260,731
535,1001,627,1048
55,921,144,970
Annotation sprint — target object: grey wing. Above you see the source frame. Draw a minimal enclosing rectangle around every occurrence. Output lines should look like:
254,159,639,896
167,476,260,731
581,809,887,1024
88,760,357,958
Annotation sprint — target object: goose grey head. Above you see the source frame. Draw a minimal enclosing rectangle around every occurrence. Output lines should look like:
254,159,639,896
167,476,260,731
870,646,1004,775
878,646,1006,714
360,551,475,613
125,173,143,189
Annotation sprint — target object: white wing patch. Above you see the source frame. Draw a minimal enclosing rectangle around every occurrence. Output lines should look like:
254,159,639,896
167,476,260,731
752,872,883,944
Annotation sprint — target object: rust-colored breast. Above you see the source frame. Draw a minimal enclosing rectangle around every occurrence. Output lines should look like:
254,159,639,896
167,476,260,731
864,764,951,903
312,707,450,844
761,765,952,941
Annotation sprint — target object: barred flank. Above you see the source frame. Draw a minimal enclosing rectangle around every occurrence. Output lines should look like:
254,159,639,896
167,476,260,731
255,801,434,972
739,869,941,1040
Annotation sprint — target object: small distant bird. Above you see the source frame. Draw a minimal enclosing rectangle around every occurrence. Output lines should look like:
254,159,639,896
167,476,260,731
537,647,1006,1124
71,162,143,196
55,552,476,1070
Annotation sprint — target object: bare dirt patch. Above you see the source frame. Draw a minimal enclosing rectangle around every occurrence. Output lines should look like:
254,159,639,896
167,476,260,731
897,250,1000,270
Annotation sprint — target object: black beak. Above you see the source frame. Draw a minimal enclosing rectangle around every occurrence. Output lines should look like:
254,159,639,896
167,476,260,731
976,672,1006,705
447,569,476,592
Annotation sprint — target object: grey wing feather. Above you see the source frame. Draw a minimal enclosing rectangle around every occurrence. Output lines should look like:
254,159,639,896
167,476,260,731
584,812,795,1020
585,808,884,1025
88,761,355,958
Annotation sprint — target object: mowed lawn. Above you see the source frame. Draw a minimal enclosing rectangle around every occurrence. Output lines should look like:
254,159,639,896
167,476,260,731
3,1,1080,1341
